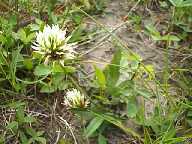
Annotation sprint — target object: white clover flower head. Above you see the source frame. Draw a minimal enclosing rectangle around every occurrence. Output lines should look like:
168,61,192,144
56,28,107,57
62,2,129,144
32,24,76,65
64,89,89,109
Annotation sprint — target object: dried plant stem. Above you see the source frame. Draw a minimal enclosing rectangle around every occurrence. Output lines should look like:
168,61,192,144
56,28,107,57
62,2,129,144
58,116,78,144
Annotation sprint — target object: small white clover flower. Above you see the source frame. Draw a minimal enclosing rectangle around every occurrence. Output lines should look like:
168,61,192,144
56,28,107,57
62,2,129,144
64,89,89,109
32,24,76,65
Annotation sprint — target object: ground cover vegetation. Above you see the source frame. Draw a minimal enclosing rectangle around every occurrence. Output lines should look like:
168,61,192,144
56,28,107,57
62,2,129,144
0,0,192,143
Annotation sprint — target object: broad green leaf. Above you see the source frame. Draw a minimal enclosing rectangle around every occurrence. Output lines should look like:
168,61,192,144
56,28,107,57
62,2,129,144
94,66,106,89
23,58,33,70
187,111,192,117
98,134,107,144
176,22,192,32
137,89,152,99
168,0,183,7
58,81,68,91
52,73,68,90
145,24,161,38
90,111,141,139
35,137,46,144
52,73,65,83
52,63,64,73
18,29,27,43
151,35,162,41
52,63,76,74
169,0,192,7
118,80,135,96
115,52,141,84
63,66,76,73
181,0,192,7
187,119,192,127
127,102,138,118
34,64,51,76
161,35,180,41
72,13,83,24
85,116,104,137
37,131,44,137
27,138,34,144
26,127,36,137
19,131,28,144
104,49,121,86
26,33,35,43
145,24,181,41
40,83,55,93
9,15,17,26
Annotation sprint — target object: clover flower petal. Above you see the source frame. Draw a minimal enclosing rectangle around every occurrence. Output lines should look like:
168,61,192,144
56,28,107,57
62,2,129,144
32,24,76,65
64,89,89,109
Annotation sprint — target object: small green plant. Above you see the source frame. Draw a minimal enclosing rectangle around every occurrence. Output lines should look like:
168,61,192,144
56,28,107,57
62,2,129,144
0,16,31,92
64,49,156,142
168,0,192,32
143,17,192,144
145,23,180,41
127,13,142,32
3,101,46,144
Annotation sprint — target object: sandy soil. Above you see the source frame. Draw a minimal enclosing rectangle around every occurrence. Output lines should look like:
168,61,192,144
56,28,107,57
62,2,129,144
83,0,164,73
